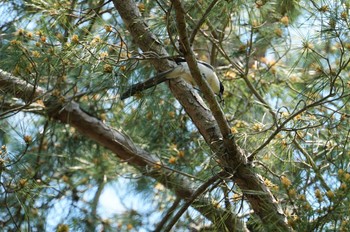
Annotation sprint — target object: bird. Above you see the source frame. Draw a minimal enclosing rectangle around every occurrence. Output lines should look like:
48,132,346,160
120,57,224,102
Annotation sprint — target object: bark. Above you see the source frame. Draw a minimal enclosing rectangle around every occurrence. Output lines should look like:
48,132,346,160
0,69,247,231
113,0,291,231
0,69,45,102
171,1,291,231
1,0,291,229
112,0,222,146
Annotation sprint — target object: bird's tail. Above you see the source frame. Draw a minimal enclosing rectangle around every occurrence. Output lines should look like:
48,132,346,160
120,69,174,100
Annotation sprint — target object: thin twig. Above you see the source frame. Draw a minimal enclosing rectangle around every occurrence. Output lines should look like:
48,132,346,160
154,197,181,232
248,91,336,161
163,172,224,232
291,138,331,193
189,0,220,45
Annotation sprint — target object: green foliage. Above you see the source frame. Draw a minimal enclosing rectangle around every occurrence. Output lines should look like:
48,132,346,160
1,0,350,231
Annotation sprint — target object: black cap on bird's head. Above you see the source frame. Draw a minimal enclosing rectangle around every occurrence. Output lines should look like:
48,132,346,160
219,82,225,104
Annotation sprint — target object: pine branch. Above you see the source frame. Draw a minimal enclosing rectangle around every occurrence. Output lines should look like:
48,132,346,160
0,69,45,102
189,0,220,45
114,0,290,230
112,0,223,147
162,171,247,232
0,68,242,229
172,1,292,231
154,197,181,232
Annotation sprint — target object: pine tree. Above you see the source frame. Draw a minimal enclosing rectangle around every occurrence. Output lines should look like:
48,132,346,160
1,0,350,231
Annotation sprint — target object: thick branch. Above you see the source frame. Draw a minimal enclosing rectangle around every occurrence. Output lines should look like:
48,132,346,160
0,69,241,229
172,0,231,139
0,69,45,102
113,0,290,230
112,0,223,147
171,1,291,231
